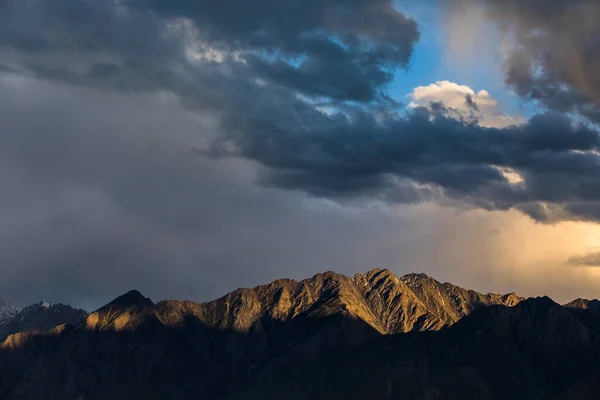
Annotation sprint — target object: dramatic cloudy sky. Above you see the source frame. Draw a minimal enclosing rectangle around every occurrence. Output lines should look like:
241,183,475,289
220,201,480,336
1,0,600,310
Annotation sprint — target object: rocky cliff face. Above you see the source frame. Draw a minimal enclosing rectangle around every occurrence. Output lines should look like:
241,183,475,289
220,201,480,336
0,269,597,400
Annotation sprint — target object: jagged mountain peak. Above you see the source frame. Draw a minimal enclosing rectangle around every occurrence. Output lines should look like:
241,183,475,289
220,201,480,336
357,267,392,277
401,271,433,280
23,301,59,312
360,268,406,285
399,272,442,291
20,301,86,314
519,295,557,308
309,270,351,286
354,268,395,285
507,296,562,322
75,269,526,338
98,290,154,311
565,298,600,311
86,291,156,332
201,269,525,335
37,301,52,308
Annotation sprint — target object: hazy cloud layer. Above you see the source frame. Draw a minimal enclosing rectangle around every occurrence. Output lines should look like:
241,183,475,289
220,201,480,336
0,0,600,308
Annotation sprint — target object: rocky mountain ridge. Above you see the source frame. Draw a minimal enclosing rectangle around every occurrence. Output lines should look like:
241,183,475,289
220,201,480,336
140,268,523,337
74,269,522,337
0,268,598,399
564,298,600,311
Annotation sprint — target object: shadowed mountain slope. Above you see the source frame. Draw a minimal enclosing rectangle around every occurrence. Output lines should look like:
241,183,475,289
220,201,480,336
234,297,600,400
564,297,600,335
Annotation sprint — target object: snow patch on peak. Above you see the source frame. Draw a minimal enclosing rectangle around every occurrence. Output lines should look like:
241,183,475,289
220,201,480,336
40,301,53,309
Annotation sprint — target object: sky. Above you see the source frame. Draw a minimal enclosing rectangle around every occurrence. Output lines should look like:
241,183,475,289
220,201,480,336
1,0,600,310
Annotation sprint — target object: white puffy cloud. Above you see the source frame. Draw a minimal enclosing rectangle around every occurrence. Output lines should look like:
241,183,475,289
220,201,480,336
408,80,525,128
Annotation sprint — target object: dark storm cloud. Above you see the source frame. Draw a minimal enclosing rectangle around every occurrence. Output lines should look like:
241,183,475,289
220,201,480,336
0,0,174,57
131,0,419,101
1,0,599,225
568,251,600,267
0,0,193,96
457,0,600,123
88,63,121,78
0,0,418,103
0,31,51,52
211,100,600,221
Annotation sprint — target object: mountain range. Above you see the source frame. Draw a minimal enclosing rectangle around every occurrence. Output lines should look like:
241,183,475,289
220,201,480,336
0,299,87,342
1,269,599,399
